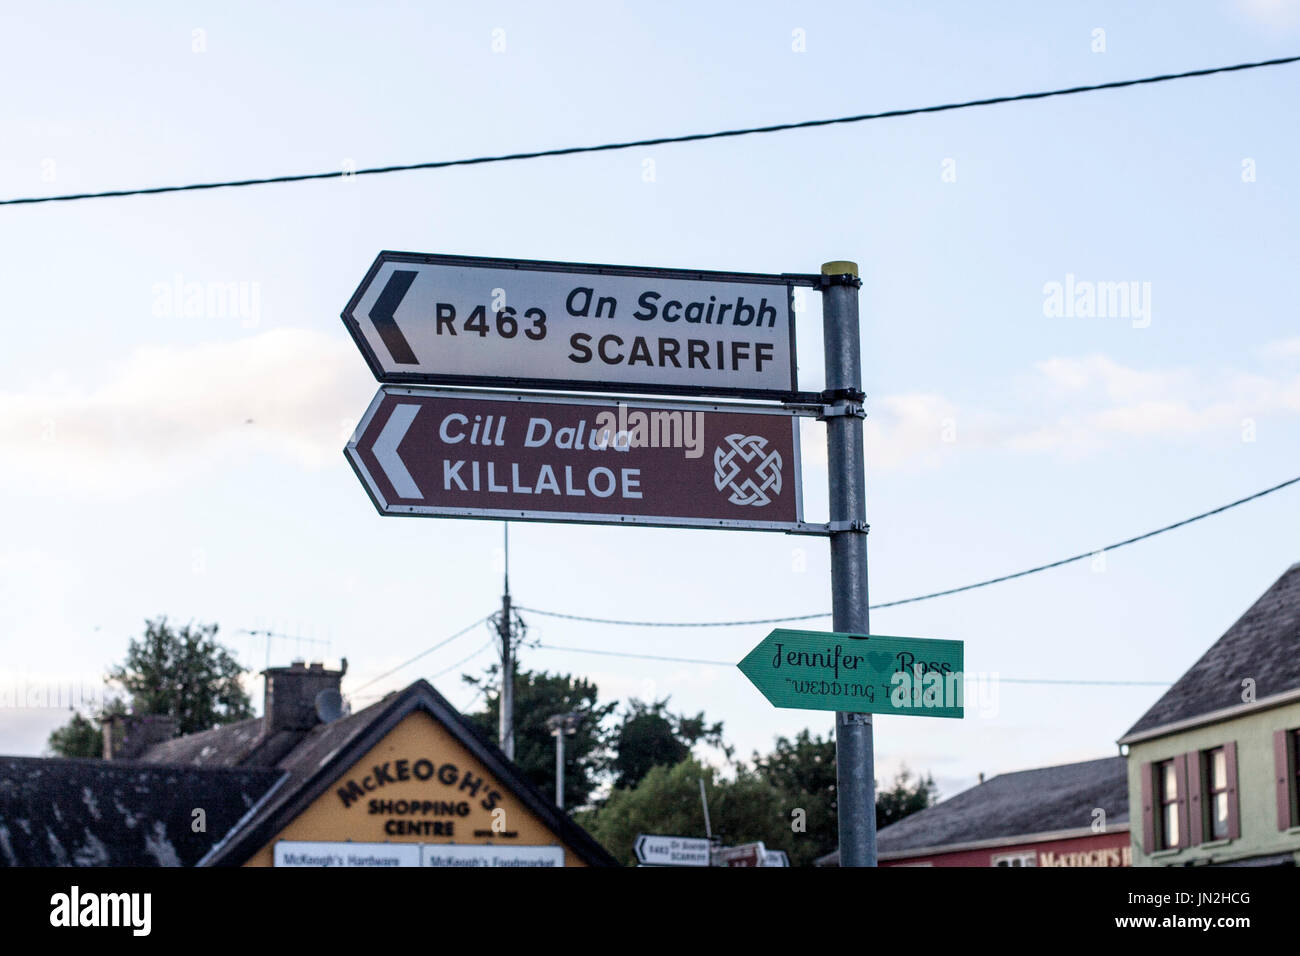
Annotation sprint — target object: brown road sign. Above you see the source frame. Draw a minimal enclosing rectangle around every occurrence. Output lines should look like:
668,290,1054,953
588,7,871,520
345,387,815,532
715,842,767,867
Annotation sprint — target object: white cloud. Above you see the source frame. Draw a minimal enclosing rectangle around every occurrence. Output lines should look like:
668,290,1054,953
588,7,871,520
1007,354,1300,456
865,393,962,470
858,391,1017,471
1034,355,1189,404
0,329,367,493
1236,0,1300,30
854,351,1300,466
1259,336,1300,359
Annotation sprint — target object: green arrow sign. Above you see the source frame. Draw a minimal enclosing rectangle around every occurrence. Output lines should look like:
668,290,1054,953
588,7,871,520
738,629,964,718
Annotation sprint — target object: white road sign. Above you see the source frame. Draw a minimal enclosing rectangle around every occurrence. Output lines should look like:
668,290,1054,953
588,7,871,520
342,252,808,400
274,841,564,867
274,841,421,867
420,844,564,868
634,834,711,867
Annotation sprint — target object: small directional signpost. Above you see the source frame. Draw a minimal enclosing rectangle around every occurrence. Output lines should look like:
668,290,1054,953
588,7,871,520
738,629,964,718
635,834,711,867
342,251,916,867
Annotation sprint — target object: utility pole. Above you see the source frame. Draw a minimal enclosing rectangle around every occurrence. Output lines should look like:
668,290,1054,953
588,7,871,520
554,718,564,806
496,523,516,760
820,260,877,867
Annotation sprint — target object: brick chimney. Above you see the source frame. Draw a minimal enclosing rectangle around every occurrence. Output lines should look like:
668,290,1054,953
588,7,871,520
102,714,179,760
261,659,347,735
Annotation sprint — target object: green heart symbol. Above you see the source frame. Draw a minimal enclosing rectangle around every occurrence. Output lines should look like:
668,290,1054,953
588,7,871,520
866,650,894,674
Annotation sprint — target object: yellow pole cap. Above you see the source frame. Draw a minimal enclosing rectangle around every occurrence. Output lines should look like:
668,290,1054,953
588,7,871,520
820,260,859,277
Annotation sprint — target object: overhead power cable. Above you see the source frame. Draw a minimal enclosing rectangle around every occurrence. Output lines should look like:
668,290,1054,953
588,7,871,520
350,640,494,703
4,54,1297,208
429,640,494,681
351,615,488,692
531,642,1170,686
519,474,1300,628
522,607,832,628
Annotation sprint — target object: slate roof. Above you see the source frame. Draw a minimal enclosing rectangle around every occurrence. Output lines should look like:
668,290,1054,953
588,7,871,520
139,679,616,867
1122,562,1300,741
2,679,616,867
0,757,282,866
141,717,304,768
816,755,1128,865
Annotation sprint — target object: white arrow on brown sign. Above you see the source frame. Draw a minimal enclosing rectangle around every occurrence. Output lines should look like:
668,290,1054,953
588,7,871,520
345,386,816,533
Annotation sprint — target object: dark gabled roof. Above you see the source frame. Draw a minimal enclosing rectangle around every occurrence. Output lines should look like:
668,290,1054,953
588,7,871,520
1122,562,1300,741
878,756,1129,853
0,756,283,866
816,755,1128,865
195,680,617,867
140,716,304,768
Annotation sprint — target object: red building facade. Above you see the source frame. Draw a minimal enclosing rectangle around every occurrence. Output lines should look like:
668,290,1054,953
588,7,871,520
817,756,1132,868
880,827,1132,867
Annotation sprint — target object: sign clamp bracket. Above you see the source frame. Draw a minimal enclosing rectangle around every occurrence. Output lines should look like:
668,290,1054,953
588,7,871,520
815,272,864,290
826,520,870,534
818,402,865,420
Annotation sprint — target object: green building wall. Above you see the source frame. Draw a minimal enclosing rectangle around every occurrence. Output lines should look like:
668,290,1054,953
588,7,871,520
1127,700,1300,866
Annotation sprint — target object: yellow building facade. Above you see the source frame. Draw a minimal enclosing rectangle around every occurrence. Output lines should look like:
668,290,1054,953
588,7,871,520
242,709,594,867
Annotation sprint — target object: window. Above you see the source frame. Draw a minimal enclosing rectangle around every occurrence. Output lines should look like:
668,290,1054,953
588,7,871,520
1277,728,1300,831
1158,759,1180,849
991,851,1036,867
1184,743,1239,845
1294,730,1300,822
1204,747,1230,840
1141,755,1189,853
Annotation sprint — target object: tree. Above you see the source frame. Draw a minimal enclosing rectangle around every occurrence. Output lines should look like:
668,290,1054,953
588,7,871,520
876,766,939,829
581,757,790,866
108,618,252,735
750,732,939,865
463,666,616,810
752,728,838,866
607,698,732,791
708,766,797,857
46,712,103,759
47,617,252,756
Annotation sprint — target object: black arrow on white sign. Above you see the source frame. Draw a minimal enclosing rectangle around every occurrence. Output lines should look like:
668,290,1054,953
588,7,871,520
634,833,711,867
370,270,419,365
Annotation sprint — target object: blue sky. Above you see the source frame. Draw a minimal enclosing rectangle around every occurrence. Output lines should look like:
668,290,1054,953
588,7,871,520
1,1,1298,802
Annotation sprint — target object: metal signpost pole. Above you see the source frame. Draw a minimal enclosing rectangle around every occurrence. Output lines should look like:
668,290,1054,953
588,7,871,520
820,260,876,867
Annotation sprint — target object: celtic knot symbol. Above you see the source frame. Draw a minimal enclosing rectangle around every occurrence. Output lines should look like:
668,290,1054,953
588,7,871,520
713,434,783,506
